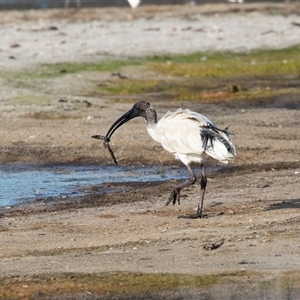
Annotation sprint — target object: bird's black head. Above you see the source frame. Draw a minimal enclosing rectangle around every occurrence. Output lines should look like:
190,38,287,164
131,101,152,119
104,101,153,140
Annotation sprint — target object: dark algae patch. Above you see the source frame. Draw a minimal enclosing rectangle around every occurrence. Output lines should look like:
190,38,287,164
0,271,255,299
1,271,300,299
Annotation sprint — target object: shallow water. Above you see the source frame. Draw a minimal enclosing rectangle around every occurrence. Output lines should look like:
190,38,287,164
0,164,187,207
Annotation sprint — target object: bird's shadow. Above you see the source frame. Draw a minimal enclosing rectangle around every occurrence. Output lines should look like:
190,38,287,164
265,198,300,211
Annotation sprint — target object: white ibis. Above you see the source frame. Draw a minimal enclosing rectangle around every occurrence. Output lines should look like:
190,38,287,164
93,101,236,218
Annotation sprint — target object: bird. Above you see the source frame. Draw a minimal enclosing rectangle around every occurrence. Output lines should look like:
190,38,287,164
94,101,236,219
127,0,141,9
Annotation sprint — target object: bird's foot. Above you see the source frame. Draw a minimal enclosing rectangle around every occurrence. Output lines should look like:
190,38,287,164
177,213,208,219
165,189,180,206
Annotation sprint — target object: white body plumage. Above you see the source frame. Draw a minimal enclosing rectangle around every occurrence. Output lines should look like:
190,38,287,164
147,108,236,167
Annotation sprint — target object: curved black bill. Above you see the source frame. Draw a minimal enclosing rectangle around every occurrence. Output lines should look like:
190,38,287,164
105,109,137,140
91,107,138,165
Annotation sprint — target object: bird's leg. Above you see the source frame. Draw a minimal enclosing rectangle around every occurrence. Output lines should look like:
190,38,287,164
178,164,207,219
165,164,196,206
197,163,207,217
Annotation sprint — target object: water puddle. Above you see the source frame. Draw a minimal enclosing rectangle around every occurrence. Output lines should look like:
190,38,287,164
0,164,188,207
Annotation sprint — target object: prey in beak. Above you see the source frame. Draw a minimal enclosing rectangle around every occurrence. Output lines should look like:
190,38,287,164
92,101,149,165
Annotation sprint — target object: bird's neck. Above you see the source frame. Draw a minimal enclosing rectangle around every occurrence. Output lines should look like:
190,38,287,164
145,108,161,143
145,107,157,126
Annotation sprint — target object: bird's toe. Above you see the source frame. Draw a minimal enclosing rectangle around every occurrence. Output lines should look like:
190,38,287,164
166,189,177,206
172,189,180,205
172,196,179,206
165,195,173,206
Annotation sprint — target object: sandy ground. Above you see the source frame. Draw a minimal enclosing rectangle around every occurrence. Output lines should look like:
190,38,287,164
0,3,300,299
